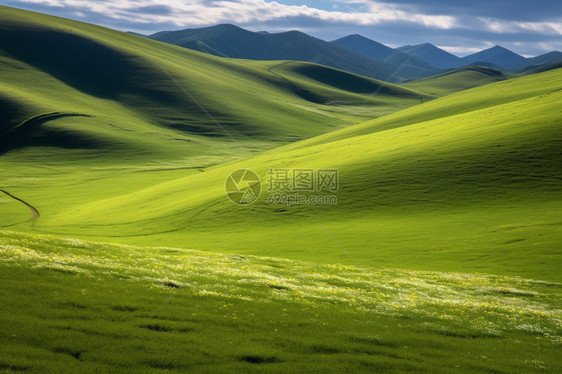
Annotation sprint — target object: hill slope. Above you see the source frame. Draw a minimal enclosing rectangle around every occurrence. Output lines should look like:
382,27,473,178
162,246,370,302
515,51,562,73
1,6,561,374
1,230,560,373
521,60,562,75
404,66,513,96
0,6,426,168
1,6,560,282
10,67,560,281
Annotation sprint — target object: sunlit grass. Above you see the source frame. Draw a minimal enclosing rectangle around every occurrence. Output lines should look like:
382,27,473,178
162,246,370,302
1,6,561,372
1,231,560,372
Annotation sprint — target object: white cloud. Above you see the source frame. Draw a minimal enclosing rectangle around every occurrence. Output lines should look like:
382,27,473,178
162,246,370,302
476,17,562,35
11,0,458,28
11,0,560,35
7,0,562,55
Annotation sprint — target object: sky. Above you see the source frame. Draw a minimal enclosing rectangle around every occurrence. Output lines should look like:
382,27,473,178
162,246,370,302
2,0,561,57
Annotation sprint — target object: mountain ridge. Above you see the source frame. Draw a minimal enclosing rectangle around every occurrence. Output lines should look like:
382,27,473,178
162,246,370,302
331,34,441,79
150,25,562,79
149,24,408,82
461,45,527,68
396,43,463,69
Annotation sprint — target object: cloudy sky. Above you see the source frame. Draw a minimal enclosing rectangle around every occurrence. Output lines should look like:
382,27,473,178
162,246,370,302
2,0,561,56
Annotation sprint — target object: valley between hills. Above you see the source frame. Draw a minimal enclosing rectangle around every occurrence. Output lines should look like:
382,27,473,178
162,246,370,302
0,5,561,373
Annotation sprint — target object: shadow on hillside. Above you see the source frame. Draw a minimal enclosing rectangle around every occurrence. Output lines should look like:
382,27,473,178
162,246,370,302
0,27,243,136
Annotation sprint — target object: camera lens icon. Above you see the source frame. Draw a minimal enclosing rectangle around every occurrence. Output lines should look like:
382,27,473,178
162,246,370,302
225,169,261,205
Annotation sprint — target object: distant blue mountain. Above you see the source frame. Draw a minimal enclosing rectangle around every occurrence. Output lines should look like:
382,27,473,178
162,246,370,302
149,25,404,82
331,34,441,79
515,51,562,73
331,34,395,60
396,43,463,69
461,45,526,68
149,25,562,81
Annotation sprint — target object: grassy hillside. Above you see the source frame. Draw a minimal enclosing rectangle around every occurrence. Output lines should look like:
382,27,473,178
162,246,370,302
2,67,559,281
0,6,425,168
1,231,560,373
1,6,561,373
404,66,513,96
0,6,559,283
269,62,426,102
521,61,562,75
515,51,562,73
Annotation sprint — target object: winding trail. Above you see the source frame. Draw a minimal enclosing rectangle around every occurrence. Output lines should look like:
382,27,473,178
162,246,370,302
0,112,91,220
1,112,92,139
0,189,39,219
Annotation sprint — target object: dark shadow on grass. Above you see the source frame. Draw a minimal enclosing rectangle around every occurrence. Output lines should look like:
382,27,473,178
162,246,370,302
112,305,138,312
0,113,117,155
140,324,173,332
433,330,501,339
239,355,281,364
0,26,254,136
0,363,29,371
163,282,180,289
0,28,175,102
53,347,83,361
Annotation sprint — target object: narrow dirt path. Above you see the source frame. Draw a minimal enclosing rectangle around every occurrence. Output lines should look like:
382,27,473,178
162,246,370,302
1,112,92,139
0,189,39,219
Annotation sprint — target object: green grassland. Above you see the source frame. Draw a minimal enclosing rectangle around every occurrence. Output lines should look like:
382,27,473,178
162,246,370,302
6,66,559,281
1,231,560,373
0,6,426,165
404,66,513,96
1,5,561,373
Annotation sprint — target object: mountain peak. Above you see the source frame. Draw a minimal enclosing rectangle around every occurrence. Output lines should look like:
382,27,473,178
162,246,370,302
149,25,404,81
214,23,240,29
331,34,395,60
333,34,375,43
462,45,525,67
396,43,462,69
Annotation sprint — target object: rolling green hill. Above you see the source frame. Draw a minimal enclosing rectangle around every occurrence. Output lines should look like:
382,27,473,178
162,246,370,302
1,5,561,373
1,231,560,373
520,60,562,76
514,51,562,73
404,66,513,96
3,64,560,281
0,5,559,282
0,6,426,168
